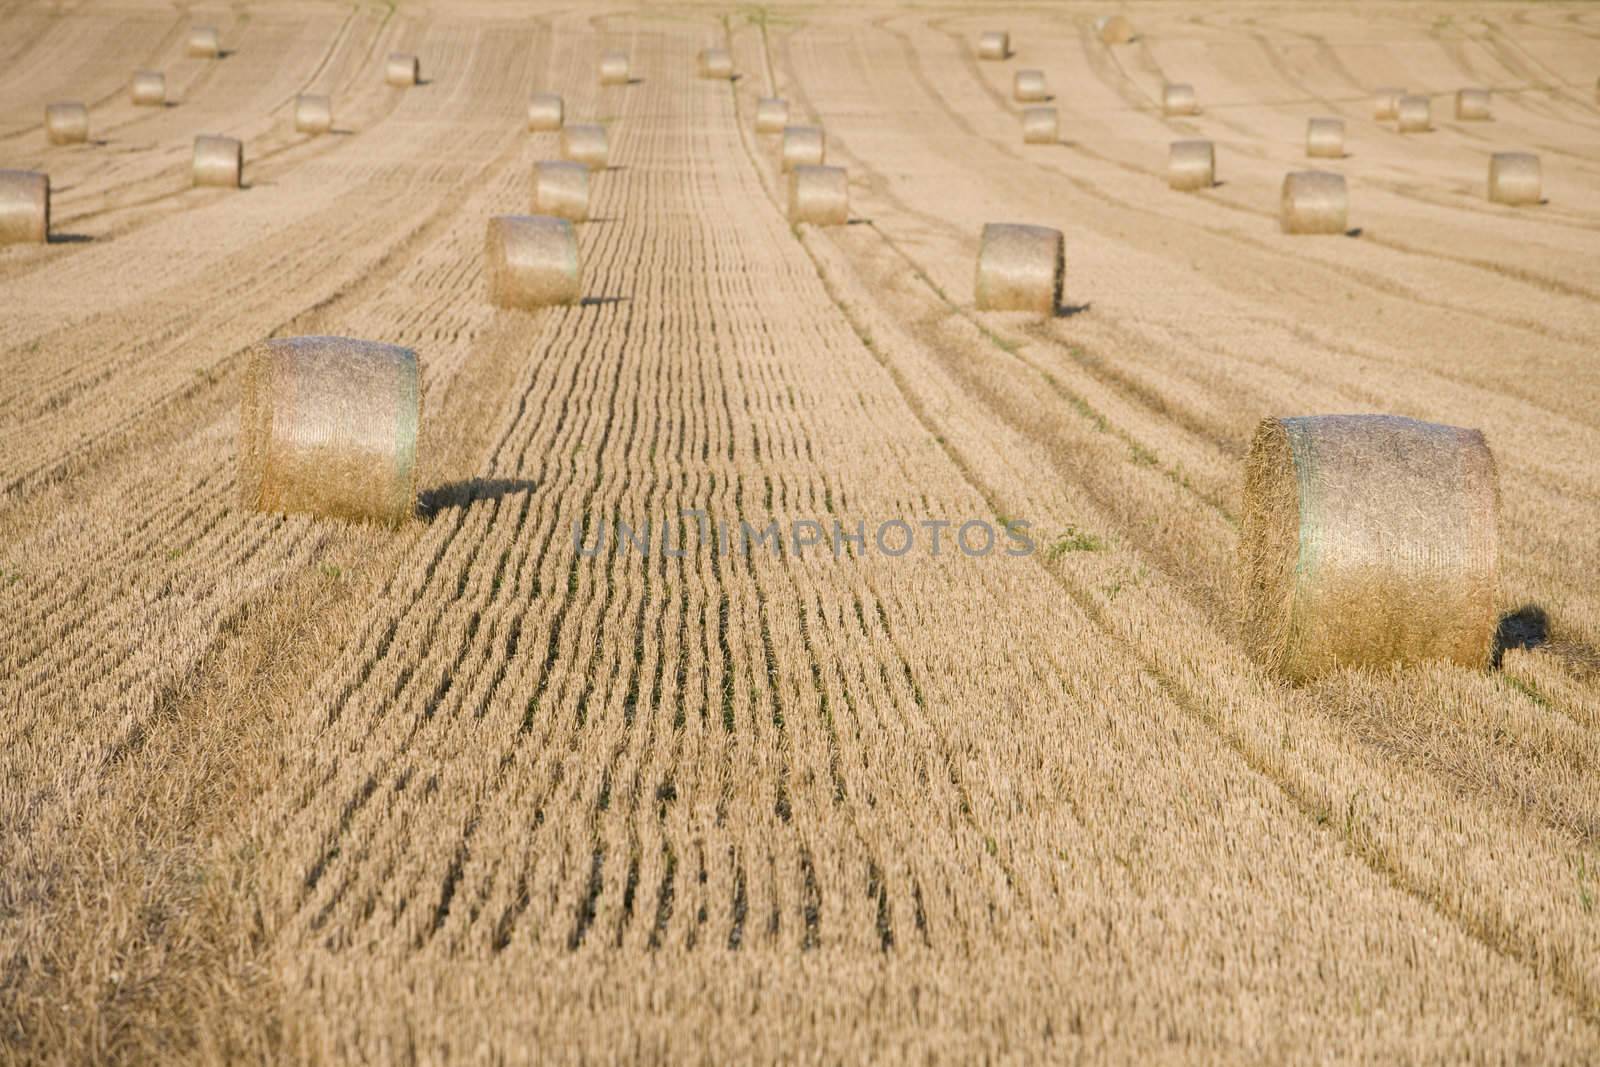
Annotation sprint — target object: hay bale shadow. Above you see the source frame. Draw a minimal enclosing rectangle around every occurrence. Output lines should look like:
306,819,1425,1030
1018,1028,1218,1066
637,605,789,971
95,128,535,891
48,233,95,244
417,478,538,517
1492,604,1547,668
1054,302,1091,318
580,295,627,307
1344,227,1363,238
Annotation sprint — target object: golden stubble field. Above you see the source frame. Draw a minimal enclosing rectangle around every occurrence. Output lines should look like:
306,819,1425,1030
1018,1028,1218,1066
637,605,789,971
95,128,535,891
2,0,1599,1062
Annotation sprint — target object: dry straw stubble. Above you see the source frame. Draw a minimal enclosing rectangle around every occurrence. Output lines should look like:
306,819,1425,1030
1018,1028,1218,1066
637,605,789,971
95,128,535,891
1163,83,1198,116
385,53,419,87
561,124,609,170
187,26,220,58
787,164,848,226
781,125,824,170
1488,153,1541,206
1280,171,1347,234
485,214,580,309
600,51,629,86
698,48,733,79
1168,140,1214,191
1456,88,1491,120
528,92,563,131
193,135,242,188
755,97,789,134
1397,94,1430,132
130,70,165,106
1240,414,1499,682
1022,107,1058,144
0,169,48,244
45,102,88,145
239,336,420,526
534,160,590,222
1096,15,1133,44
295,95,333,135
1306,117,1344,158
1013,69,1047,103
978,31,1009,60
975,222,1063,314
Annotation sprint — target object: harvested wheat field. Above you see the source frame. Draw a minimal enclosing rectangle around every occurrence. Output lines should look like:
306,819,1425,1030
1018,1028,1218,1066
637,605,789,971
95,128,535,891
3,1,1600,1062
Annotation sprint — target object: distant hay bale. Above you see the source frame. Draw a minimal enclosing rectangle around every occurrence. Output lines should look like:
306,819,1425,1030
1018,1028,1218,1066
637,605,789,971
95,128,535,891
1455,88,1491,120
1240,413,1499,682
45,102,88,145
698,48,733,79
788,164,848,226
1305,117,1344,158
0,170,49,245
239,336,420,526
977,31,1009,60
1396,94,1430,132
781,125,824,170
528,92,563,131
485,215,581,308
1096,15,1133,44
534,160,590,222
1021,107,1058,144
1013,69,1047,103
560,123,609,170
1488,152,1541,206
187,26,220,58
130,70,165,106
975,222,1063,314
295,94,332,135
600,51,629,86
755,97,789,134
1168,139,1214,191
385,53,419,87
1163,83,1197,116
192,135,242,188
1280,170,1347,234
1373,87,1405,120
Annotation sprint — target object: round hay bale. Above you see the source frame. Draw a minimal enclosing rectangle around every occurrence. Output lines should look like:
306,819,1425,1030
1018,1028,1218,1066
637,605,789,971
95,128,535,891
698,47,733,79
1096,15,1134,45
192,135,242,188
788,164,848,226
975,222,1063,314
187,26,220,59
1168,139,1214,191
528,92,563,131
485,214,580,308
1305,117,1344,158
534,160,590,222
1280,170,1347,234
385,53,419,88
1163,83,1198,116
45,102,89,145
1013,69,1048,103
239,336,420,526
755,97,789,134
600,51,629,86
130,70,166,107
1396,94,1430,132
295,94,332,135
1488,152,1541,206
560,123,609,170
1455,88,1491,120
1021,106,1058,144
1240,413,1499,682
781,125,824,171
1373,87,1405,120
977,31,1009,60
0,170,48,245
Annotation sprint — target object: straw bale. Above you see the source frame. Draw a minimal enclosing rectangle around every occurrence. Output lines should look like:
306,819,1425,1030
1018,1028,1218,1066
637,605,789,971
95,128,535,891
0,170,48,245
561,124,609,170
755,97,789,134
1456,88,1491,120
45,102,88,145
600,51,629,86
486,214,580,308
534,160,590,222
131,70,165,106
1306,117,1343,158
386,53,419,87
295,94,332,135
1013,69,1047,103
1373,87,1405,120
1168,139,1214,191
1097,16,1133,44
1488,152,1540,206
978,31,1009,60
698,48,733,79
975,222,1063,314
1397,94,1430,132
187,26,220,58
193,135,242,188
1022,107,1058,144
528,92,563,131
787,165,848,226
781,125,824,170
1280,170,1347,234
1163,83,1197,116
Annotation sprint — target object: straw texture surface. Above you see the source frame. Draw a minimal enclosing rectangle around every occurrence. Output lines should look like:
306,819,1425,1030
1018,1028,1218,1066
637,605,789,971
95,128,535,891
0,169,48,245
534,160,590,222
787,165,848,226
1240,414,1499,682
238,336,420,526
975,222,1063,314
486,215,580,308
